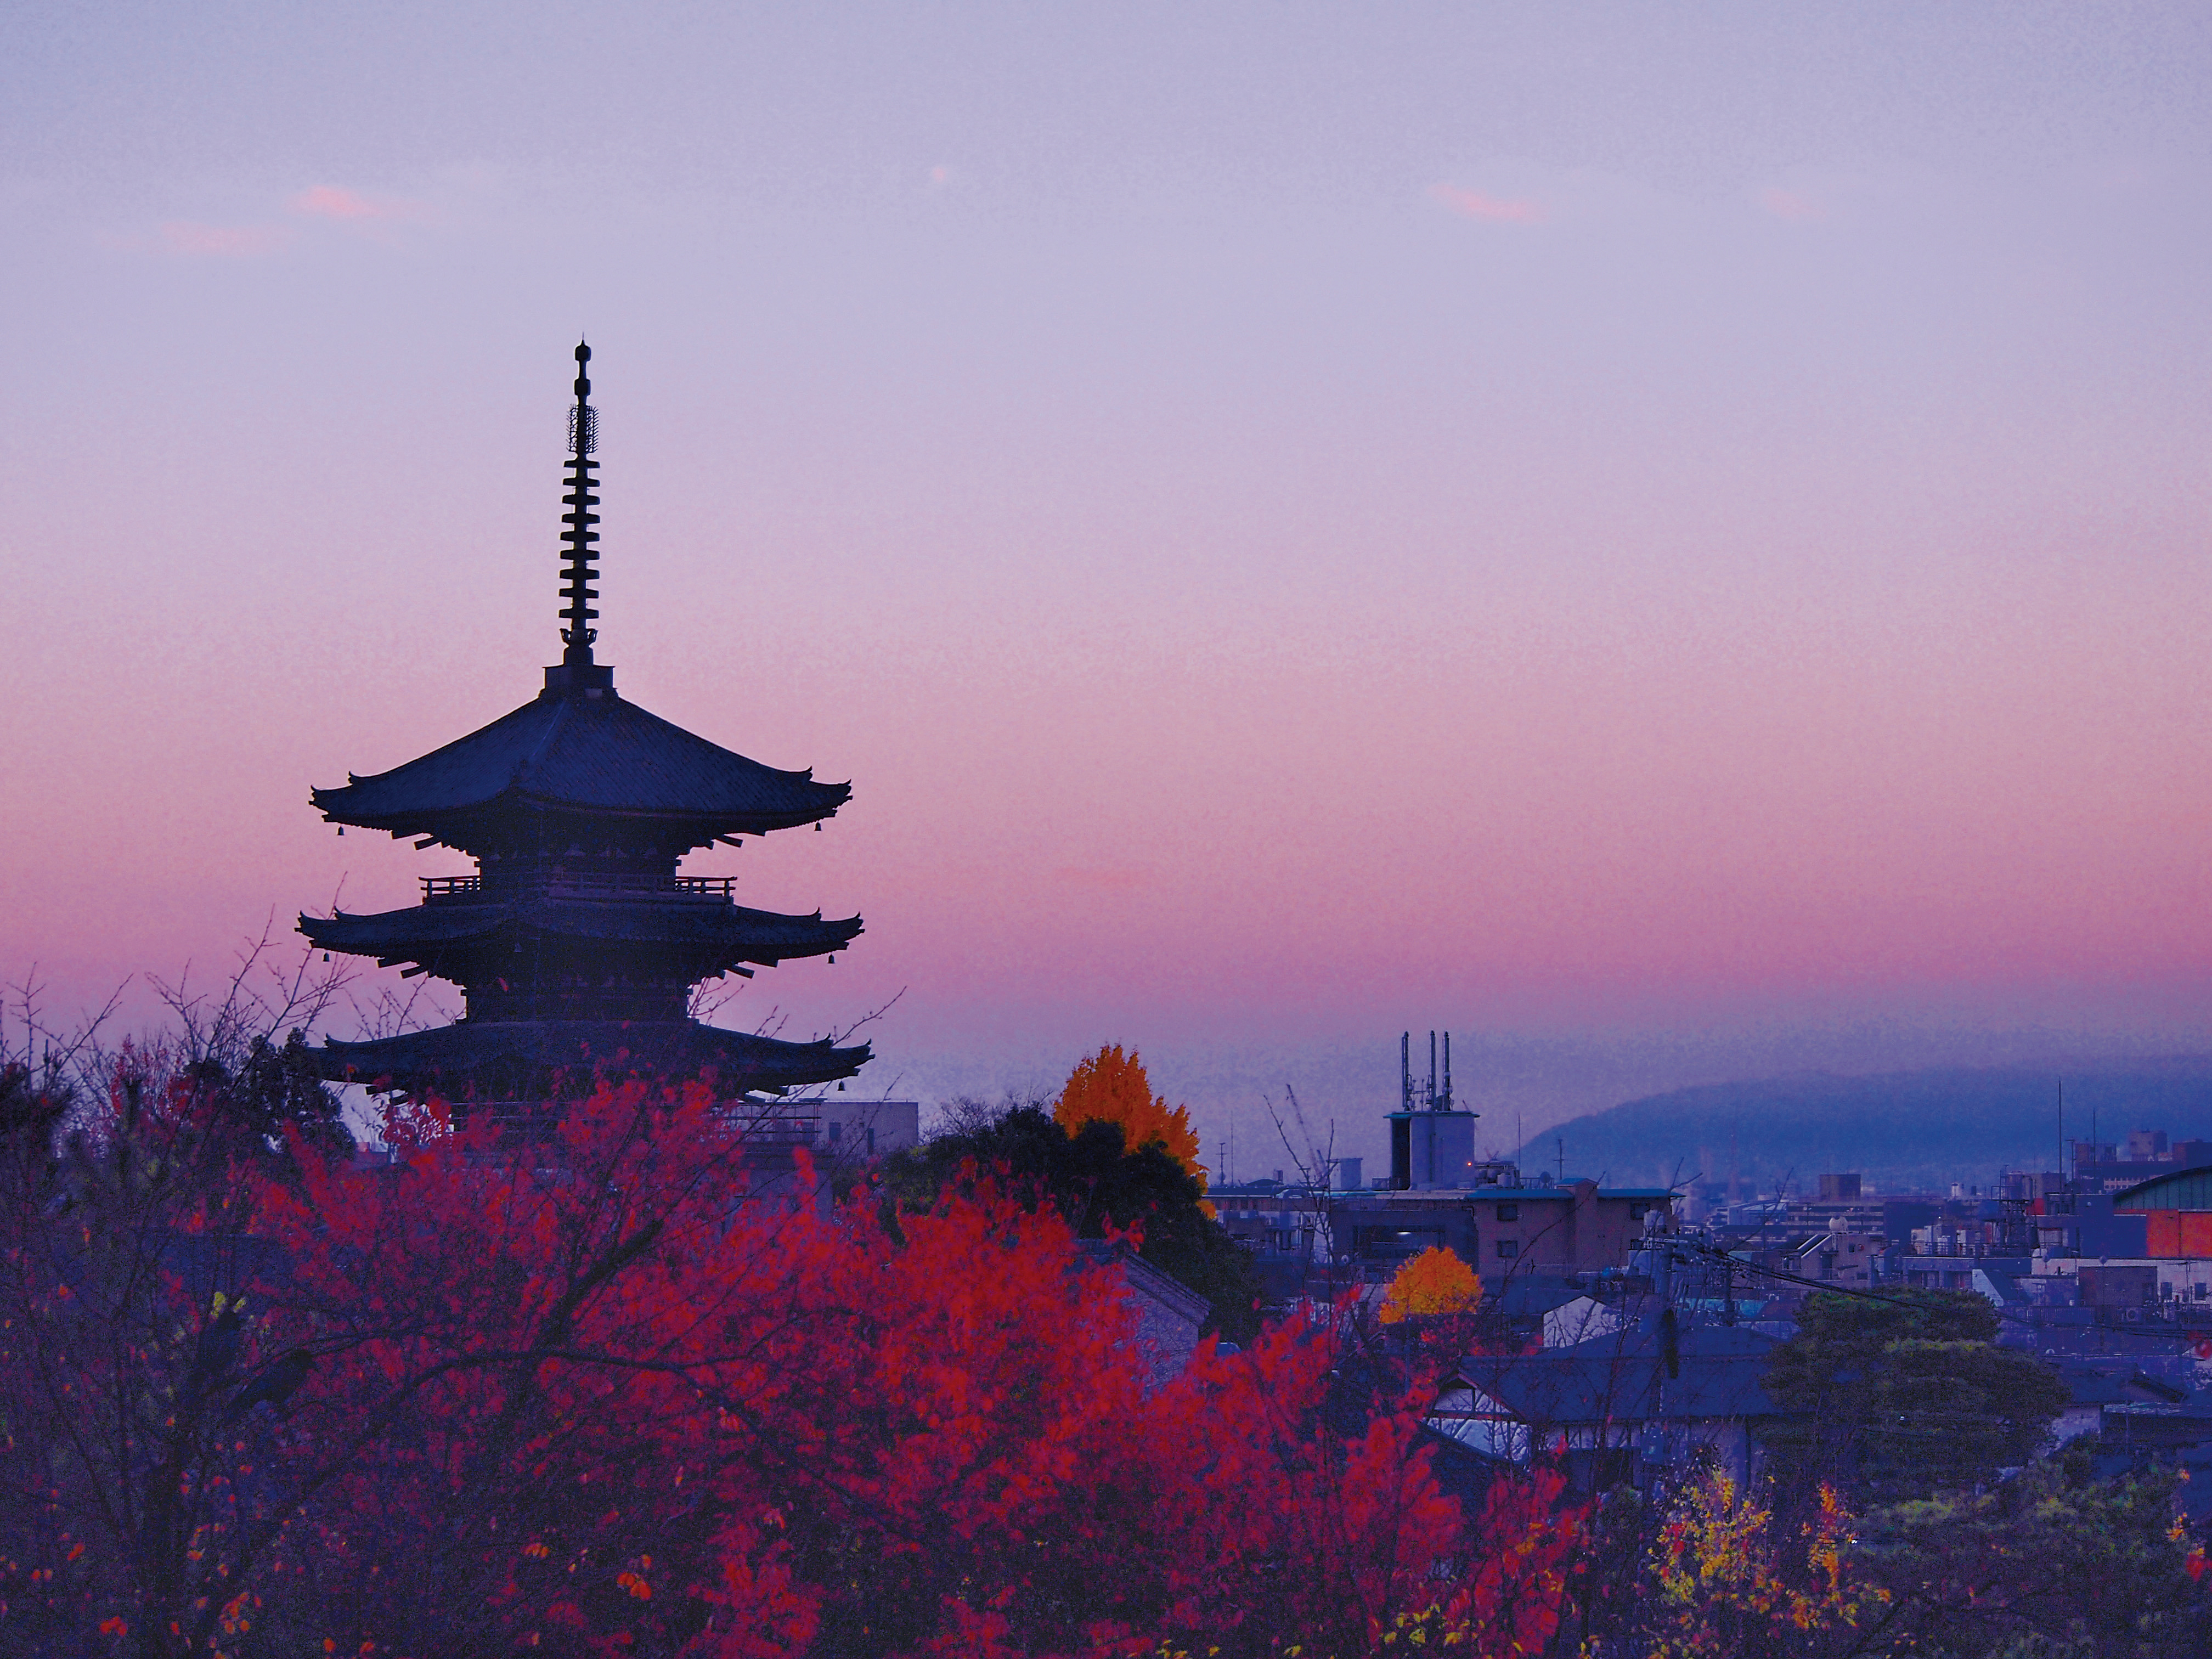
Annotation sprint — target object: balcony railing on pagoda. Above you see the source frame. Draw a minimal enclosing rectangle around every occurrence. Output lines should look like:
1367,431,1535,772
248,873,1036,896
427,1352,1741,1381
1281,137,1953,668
420,873,739,902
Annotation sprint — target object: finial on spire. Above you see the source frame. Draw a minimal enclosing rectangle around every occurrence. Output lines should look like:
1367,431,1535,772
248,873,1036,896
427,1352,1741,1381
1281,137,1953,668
557,338,604,676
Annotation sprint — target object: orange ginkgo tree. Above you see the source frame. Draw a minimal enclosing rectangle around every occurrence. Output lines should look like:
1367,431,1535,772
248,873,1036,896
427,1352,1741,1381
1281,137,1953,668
1378,1245,1483,1324
1053,1044,1209,1206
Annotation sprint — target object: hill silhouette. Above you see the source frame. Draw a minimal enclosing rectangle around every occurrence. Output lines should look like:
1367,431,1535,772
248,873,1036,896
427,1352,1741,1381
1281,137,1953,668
1519,1059,2212,1195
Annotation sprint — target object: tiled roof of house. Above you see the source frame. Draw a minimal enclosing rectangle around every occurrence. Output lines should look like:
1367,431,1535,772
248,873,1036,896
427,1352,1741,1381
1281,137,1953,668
1075,1239,1215,1327
1457,1325,1786,1427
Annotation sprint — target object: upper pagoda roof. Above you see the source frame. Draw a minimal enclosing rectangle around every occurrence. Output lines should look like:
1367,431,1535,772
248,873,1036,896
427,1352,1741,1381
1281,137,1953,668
315,341,849,843
312,683,850,839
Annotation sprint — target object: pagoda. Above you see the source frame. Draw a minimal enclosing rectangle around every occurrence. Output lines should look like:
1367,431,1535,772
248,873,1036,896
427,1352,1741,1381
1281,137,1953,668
300,343,868,1101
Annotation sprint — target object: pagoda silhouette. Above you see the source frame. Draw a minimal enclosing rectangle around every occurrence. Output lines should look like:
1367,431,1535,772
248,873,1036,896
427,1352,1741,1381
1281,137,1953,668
300,342,868,1103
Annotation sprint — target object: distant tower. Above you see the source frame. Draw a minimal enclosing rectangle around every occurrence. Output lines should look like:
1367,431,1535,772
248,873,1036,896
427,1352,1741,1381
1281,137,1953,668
300,343,868,1102
1387,1030,1480,1189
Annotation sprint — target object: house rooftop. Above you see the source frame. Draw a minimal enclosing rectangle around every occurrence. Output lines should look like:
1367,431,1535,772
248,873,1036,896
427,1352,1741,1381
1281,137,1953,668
1455,1324,1786,1426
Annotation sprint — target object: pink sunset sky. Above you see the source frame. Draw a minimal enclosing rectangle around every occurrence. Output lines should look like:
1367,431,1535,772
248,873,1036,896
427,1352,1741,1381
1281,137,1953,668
4,4,2210,1172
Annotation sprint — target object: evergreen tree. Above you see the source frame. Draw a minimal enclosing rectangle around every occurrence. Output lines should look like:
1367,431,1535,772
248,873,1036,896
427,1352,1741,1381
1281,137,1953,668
1759,1288,2069,1502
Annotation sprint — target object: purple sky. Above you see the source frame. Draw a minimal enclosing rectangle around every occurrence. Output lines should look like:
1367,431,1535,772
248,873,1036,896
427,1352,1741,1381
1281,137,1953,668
5,4,2210,1173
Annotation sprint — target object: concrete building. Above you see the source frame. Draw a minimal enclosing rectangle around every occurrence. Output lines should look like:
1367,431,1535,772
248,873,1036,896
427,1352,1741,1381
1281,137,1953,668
1322,1033,1677,1283
1776,1231,1880,1291
2115,1167,2212,1258
2070,1130,2212,1194
1328,1179,1673,1281
815,1097,919,1161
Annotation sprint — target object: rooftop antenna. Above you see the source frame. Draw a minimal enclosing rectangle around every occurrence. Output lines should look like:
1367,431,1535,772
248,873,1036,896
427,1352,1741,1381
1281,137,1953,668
560,340,602,669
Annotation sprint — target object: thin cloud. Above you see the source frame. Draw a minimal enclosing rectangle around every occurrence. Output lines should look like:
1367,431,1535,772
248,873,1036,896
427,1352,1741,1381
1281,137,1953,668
1428,183,1543,224
158,221,291,257
1757,187,1821,221
291,184,426,222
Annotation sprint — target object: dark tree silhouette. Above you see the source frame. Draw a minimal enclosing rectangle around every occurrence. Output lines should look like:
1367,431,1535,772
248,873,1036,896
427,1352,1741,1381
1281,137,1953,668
883,1102,1265,1342
1758,1288,2070,1502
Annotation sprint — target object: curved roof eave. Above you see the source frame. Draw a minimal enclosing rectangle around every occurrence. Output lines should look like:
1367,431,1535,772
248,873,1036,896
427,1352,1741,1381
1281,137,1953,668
307,689,851,831
311,784,849,838
311,1019,871,1093
298,904,864,959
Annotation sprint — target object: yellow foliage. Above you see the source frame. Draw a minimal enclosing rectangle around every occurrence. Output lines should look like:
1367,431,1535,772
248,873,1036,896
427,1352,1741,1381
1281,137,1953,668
1648,1471,1886,1656
1053,1046,1206,1194
1378,1246,1483,1324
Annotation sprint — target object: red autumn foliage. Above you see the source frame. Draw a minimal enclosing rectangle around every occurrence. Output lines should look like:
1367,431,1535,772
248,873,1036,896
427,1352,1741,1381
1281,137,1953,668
1,1062,1585,1658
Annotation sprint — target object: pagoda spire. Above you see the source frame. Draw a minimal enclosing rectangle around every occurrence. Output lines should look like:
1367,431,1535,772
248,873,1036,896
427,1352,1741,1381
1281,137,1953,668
558,340,602,670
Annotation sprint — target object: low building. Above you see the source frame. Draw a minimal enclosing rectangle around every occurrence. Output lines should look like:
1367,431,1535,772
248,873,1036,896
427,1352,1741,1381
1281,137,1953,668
1212,1180,1329,1303
2033,1254,2212,1319
2073,1130,2212,1193
1327,1180,1674,1282
1431,1324,1790,1492
1542,1295,1625,1348
1900,1254,2034,1293
1076,1240,1212,1388
1211,1180,1326,1252
815,1098,919,1160
2026,1190,2149,1259
2047,1362,2211,1447
2114,1167,2212,1259
1726,1232,1880,1292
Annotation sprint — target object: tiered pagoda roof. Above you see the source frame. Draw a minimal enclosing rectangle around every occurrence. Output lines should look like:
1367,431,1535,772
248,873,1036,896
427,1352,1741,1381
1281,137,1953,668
308,689,850,845
300,342,868,1099
309,1022,862,1101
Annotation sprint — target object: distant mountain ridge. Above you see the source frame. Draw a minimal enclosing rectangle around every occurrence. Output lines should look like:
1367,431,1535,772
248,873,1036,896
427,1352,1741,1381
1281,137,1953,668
1519,1060,2212,1195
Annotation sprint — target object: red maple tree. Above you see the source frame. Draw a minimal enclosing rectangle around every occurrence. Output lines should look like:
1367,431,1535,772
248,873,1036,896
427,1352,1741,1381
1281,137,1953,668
2,1062,1585,1658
